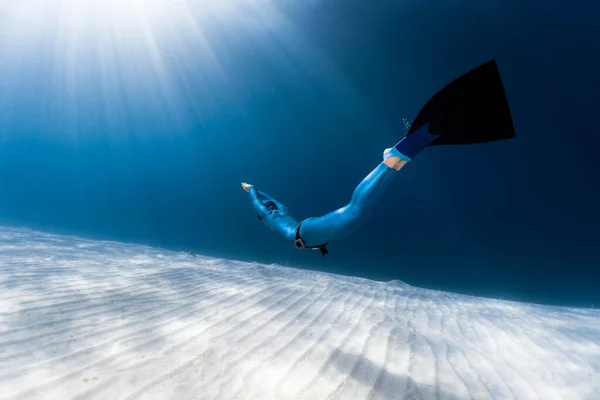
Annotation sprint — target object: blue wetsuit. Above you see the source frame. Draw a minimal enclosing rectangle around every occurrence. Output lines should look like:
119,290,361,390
249,161,397,252
248,125,441,254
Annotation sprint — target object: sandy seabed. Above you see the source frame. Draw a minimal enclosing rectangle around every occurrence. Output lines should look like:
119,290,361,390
0,227,598,400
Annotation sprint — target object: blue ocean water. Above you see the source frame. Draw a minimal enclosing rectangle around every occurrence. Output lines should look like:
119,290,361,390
0,0,598,307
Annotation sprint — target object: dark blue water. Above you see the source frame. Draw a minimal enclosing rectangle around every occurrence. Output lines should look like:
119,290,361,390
1,0,598,307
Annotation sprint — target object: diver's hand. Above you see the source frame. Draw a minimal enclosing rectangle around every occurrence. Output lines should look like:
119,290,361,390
241,182,253,193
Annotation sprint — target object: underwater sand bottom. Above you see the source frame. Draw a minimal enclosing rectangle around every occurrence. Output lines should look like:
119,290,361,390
0,227,598,399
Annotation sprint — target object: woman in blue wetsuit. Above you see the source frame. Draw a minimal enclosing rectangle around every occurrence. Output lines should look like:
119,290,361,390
242,60,516,256
242,124,433,256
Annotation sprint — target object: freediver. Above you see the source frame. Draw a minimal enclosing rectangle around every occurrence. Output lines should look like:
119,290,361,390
242,60,516,256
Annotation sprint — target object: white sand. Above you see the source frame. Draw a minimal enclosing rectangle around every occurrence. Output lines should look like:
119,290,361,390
0,227,598,400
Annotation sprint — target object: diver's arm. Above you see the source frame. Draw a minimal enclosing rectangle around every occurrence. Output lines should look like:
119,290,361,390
256,190,288,213
249,186,268,218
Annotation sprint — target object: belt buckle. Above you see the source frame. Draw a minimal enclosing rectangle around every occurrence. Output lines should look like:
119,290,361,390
294,238,306,249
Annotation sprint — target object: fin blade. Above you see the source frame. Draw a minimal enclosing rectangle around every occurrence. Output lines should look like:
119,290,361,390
409,59,516,146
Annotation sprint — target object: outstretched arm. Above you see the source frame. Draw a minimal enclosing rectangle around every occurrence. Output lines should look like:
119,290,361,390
249,187,268,217
242,182,268,218
256,190,288,213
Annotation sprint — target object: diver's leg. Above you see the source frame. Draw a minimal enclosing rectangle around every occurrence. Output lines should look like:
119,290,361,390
301,126,440,245
347,128,439,214
347,162,397,214
299,159,399,245
300,127,440,245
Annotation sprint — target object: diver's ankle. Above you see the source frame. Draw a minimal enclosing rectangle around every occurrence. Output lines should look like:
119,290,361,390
384,156,408,171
